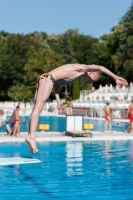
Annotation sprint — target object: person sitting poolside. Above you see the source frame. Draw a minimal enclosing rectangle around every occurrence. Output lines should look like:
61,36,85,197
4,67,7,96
63,101,73,115
25,63,128,154
66,101,73,115
6,115,15,136
1,111,15,136
0,109,6,135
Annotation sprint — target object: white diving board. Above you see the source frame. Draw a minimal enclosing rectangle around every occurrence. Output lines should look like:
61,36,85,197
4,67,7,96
0,157,41,166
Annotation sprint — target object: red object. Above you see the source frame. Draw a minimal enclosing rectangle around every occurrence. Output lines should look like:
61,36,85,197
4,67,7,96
129,114,133,122
14,119,20,123
105,114,110,119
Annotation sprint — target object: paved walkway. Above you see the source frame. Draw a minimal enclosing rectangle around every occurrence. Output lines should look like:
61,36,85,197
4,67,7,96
0,131,133,142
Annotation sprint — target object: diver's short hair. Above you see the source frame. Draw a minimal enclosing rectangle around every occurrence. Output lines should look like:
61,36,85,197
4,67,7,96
95,71,101,78
93,71,101,81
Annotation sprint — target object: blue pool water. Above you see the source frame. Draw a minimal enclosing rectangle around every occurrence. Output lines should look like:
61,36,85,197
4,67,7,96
2,115,130,133
0,141,133,199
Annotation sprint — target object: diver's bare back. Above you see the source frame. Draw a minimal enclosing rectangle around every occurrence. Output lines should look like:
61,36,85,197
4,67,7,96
50,64,86,84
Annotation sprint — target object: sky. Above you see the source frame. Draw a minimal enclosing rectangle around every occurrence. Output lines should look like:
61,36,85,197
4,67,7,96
0,0,132,38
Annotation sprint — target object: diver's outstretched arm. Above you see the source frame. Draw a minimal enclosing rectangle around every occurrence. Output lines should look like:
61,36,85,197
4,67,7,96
84,65,128,87
53,84,63,114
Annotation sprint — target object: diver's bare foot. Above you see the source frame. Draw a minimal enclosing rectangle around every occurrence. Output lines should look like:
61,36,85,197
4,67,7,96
25,136,38,154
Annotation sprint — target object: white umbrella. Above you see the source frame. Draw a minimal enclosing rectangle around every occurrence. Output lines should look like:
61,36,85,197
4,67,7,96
121,85,126,91
79,96,82,102
104,93,110,102
127,92,131,101
98,94,102,101
109,84,113,92
99,84,103,93
116,85,119,91
88,95,92,101
92,94,96,102
83,95,87,101
80,93,83,101
118,95,124,100
105,84,108,93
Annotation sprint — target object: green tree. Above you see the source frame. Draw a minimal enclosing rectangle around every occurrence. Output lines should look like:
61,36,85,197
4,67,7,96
0,33,35,100
71,79,80,100
58,32,75,63
47,34,62,52
84,83,92,90
27,31,49,50
111,2,133,82
120,3,133,42
8,85,33,102
65,30,98,64
58,32,75,97
24,49,65,99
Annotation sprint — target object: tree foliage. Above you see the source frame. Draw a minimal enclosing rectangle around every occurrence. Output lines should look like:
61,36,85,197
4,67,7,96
71,79,80,100
0,1,133,101
8,85,33,102
58,32,75,63
110,3,133,81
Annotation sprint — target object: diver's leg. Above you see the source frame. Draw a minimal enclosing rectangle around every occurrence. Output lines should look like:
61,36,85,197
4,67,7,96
25,79,53,153
27,81,39,135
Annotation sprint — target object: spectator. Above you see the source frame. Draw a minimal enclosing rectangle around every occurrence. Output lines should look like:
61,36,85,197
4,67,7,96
69,97,73,115
12,106,20,137
0,110,6,135
2,112,15,136
126,100,133,133
116,123,121,127
64,101,73,115
104,103,112,132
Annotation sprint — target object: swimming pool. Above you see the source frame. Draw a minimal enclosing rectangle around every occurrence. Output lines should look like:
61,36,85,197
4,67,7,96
0,141,133,199
2,115,130,133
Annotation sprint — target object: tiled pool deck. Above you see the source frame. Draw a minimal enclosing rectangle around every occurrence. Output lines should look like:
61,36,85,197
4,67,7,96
0,131,133,142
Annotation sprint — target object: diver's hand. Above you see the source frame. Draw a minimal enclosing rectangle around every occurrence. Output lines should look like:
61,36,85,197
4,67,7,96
57,102,63,114
115,76,128,87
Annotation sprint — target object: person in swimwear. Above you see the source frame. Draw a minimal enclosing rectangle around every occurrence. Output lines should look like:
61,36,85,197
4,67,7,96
25,63,128,153
12,106,20,137
1,111,15,136
126,100,133,133
104,103,112,132
0,109,6,135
